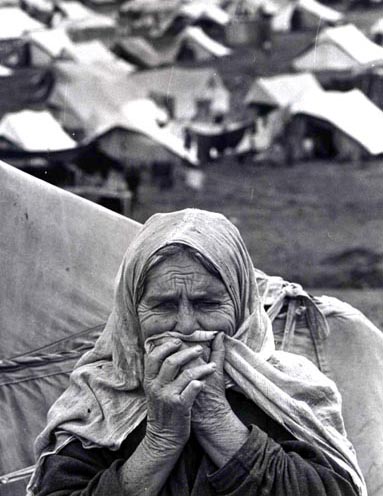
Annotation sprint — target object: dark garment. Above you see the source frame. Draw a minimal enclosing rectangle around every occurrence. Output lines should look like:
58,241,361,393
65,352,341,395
36,390,357,496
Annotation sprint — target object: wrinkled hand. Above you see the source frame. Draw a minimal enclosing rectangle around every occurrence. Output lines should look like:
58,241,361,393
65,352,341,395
143,339,216,454
191,333,233,429
189,333,250,467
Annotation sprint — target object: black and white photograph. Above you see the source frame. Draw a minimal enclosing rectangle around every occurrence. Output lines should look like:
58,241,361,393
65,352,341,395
1,0,383,495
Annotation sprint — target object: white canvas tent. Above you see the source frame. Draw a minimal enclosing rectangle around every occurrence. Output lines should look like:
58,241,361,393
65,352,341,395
67,40,135,72
293,24,383,72
0,110,76,152
27,28,75,65
246,72,322,107
93,99,198,164
52,1,116,41
272,0,343,32
128,66,230,121
50,63,197,163
290,88,383,155
182,26,231,59
179,2,230,26
0,65,13,76
0,7,43,40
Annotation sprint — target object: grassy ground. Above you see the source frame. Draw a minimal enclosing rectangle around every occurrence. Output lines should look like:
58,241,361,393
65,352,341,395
133,158,383,286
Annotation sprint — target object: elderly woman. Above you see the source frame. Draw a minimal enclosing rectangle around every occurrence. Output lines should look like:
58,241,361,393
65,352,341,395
29,209,366,496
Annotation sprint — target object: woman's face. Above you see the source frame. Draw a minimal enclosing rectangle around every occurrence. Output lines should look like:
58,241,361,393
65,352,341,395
137,251,236,343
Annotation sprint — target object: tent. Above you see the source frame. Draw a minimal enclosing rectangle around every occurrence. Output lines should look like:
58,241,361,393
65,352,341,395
0,7,44,40
0,65,13,76
292,24,383,72
114,25,230,68
1,160,383,495
113,36,180,68
181,25,231,59
0,160,140,495
290,88,383,156
129,66,230,121
178,2,230,26
92,99,198,165
49,64,197,164
49,61,144,130
67,40,135,72
0,67,54,114
52,1,116,42
27,28,75,65
0,110,76,152
272,0,343,32
245,72,322,108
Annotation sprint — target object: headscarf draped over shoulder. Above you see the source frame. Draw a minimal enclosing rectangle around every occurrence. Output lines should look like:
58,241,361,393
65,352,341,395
28,209,366,496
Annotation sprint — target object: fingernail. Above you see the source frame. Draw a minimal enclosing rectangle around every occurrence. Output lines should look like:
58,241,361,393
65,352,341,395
195,345,203,352
210,362,217,369
173,339,182,345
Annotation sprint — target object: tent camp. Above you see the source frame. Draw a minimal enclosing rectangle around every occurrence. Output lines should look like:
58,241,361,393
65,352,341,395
128,66,230,121
0,7,44,40
0,110,76,152
286,88,383,160
292,24,383,72
1,160,383,495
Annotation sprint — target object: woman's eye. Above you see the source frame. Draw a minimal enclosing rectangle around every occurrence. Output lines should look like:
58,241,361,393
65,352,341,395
195,301,220,310
155,301,177,311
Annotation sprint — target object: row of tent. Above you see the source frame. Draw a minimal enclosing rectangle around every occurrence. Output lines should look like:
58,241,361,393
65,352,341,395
245,71,383,160
4,2,383,169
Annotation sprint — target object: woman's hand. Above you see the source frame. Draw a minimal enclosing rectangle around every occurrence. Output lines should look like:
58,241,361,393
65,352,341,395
191,333,250,467
143,339,216,454
191,333,232,428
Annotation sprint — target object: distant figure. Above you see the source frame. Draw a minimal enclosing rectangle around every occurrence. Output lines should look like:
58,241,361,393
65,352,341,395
258,4,274,51
124,164,141,210
151,160,174,191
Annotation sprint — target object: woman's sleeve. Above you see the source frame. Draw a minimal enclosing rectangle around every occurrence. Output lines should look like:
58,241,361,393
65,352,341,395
207,425,359,496
35,439,127,496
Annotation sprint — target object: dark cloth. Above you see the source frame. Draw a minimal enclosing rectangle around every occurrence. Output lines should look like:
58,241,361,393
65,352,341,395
36,390,357,496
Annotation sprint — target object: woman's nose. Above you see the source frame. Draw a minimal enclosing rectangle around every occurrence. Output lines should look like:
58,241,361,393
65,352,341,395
174,300,197,335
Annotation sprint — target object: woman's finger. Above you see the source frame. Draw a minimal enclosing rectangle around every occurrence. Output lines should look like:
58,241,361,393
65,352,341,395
145,340,182,380
180,380,204,407
173,362,216,393
156,345,205,384
210,332,225,372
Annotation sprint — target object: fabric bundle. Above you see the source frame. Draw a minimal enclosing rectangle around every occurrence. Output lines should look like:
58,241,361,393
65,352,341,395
28,209,366,496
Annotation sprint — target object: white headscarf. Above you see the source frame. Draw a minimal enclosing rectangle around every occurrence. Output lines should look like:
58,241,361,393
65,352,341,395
28,209,366,496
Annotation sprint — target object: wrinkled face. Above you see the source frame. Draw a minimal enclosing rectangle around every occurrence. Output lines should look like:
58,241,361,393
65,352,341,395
137,251,236,350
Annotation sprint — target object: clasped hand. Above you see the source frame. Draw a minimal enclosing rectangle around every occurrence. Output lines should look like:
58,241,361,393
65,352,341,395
143,333,233,454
